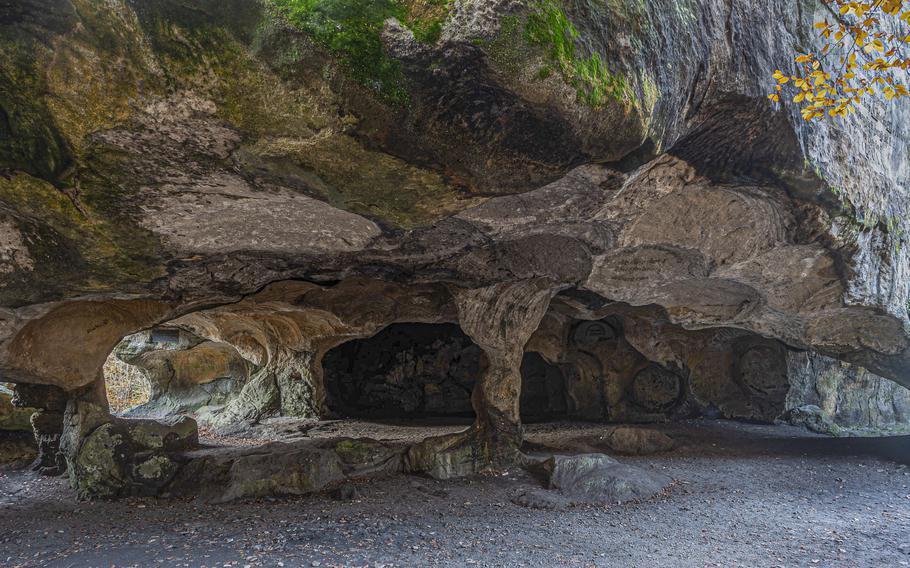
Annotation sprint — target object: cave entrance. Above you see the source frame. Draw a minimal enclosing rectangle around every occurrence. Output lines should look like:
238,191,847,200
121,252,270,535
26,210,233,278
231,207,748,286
102,347,150,416
322,323,481,421
519,352,569,423
102,327,195,417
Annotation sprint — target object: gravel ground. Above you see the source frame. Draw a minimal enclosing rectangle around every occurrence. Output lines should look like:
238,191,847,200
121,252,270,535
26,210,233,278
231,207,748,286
1,420,909,568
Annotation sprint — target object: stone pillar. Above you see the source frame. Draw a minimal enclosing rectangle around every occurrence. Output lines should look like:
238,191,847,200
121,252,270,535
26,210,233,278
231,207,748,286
59,380,114,480
406,279,554,478
11,384,68,476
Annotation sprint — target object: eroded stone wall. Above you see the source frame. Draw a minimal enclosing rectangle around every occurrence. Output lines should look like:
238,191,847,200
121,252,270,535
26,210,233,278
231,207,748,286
787,352,910,434
100,288,910,437
111,329,251,420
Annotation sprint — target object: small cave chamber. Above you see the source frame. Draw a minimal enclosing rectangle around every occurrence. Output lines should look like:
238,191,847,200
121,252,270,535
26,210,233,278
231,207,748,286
322,323,482,420
519,352,570,422
102,327,249,419
520,313,692,424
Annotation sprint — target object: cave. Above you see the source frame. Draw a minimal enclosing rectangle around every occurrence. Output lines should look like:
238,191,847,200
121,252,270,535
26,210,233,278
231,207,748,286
2,1,910,566
323,323,481,420
319,323,577,423
519,352,570,422
102,349,151,416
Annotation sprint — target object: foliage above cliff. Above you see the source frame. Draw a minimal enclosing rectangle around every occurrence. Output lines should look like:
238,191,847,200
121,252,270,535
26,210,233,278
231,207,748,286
771,0,910,119
270,0,451,104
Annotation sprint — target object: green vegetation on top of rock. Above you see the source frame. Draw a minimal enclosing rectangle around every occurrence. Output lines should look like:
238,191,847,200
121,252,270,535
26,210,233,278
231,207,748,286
524,0,633,108
270,0,452,105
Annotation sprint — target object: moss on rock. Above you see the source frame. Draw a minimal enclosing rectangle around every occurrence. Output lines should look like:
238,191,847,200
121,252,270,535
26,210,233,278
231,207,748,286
269,0,452,105
72,423,124,500
71,416,197,500
244,134,476,228
0,173,166,305
524,0,634,108
0,3,77,182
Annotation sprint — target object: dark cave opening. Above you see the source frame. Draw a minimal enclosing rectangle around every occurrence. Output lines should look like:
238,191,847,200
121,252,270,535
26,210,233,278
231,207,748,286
322,324,578,423
322,323,482,420
519,352,570,423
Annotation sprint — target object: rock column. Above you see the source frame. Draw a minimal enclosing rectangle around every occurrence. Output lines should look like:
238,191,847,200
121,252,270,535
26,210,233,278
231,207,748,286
407,279,554,478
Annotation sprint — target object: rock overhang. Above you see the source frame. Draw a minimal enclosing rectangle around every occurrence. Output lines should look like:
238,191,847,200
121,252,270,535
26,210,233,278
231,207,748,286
1,0,909,498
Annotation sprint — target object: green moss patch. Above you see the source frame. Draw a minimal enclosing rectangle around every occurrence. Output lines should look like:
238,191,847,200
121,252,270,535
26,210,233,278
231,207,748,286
524,0,633,108
0,17,75,182
270,0,452,105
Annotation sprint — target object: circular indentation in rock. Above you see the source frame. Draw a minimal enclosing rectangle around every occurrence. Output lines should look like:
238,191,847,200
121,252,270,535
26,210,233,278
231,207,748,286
734,344,788,399
631,365,683,413
572,321,618,347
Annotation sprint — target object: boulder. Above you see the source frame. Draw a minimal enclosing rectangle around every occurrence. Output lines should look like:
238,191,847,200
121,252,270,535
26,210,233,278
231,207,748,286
210,445,345,503
170,437,403,503
544,454,672,505
71,415,198,500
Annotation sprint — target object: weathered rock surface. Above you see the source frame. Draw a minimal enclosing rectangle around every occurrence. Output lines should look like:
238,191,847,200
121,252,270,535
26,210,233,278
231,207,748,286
71,415,197,500
544,454,672,505
10,383,68,475
785,405,842,436
323,323,481,419
786,351,910,434
113,329,251,421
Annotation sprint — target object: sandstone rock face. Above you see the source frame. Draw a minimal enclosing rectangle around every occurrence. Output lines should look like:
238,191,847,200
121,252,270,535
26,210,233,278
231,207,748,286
112,329,251,420
786,352,910,434
0,0,909,495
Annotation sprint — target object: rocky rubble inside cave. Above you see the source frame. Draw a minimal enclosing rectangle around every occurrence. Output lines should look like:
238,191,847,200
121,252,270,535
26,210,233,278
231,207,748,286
0,0,909,564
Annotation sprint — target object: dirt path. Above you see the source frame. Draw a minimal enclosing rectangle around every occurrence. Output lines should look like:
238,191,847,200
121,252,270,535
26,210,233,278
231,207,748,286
1,420,908,568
